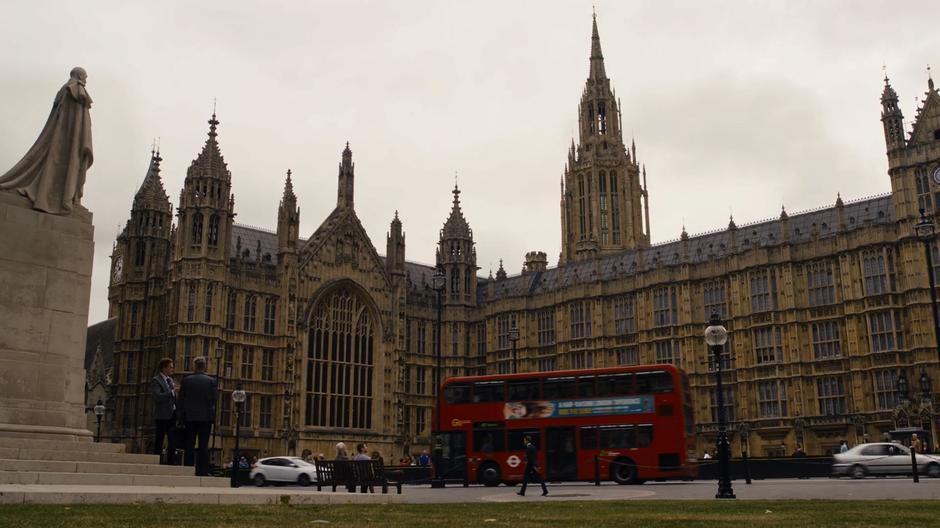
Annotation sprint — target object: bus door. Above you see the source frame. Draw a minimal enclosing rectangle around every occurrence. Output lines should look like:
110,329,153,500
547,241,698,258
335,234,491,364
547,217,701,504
546,427,578,481
439,430,467,481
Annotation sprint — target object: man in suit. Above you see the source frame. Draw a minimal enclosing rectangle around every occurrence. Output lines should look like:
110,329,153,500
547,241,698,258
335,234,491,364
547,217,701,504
177,356,217,476
518,435,548,497
149,357,177,464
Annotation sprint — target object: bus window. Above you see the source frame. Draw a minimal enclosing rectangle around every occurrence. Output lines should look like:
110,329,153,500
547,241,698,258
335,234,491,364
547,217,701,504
596,374,616,396
507,379,541,401
473,429,505,452
473,381,505,403
508,429,540,450
580,426,598,449
636,371,673,394
444,384,471,404
576,376,596,398
599,425,635,449
637,425,654,447
543,377,577,399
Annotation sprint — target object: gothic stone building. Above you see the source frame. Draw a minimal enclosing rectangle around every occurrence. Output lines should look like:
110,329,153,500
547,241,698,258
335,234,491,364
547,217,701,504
103,16,940,459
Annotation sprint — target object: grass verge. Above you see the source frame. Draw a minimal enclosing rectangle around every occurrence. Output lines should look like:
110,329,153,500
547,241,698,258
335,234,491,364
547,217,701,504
1,500,937,528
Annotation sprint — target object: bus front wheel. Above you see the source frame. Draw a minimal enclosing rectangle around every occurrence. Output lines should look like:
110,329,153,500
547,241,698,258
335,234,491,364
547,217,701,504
478,462,502,487
610,457,639,485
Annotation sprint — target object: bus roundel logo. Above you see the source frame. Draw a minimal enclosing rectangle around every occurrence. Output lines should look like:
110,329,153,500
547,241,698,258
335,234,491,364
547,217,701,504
506,455,521,468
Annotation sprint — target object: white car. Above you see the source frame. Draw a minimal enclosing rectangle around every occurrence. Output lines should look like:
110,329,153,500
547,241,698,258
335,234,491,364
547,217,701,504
832,443,940,479
249,456,317,486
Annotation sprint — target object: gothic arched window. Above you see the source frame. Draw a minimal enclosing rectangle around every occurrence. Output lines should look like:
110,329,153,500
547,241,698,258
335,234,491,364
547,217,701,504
305,288,374,429
191,213,203,247
207,214,220,247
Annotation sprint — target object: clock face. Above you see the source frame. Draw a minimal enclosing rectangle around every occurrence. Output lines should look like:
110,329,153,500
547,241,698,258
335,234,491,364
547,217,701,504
112,255,124,283
933,166,940,186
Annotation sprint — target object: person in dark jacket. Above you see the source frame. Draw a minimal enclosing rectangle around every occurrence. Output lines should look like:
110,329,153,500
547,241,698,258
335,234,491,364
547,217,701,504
177,357,217,476
517,435,548,497
149,358,177,464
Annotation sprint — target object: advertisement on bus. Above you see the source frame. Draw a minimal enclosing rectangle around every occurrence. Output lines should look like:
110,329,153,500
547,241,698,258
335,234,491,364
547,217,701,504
503,395,655,420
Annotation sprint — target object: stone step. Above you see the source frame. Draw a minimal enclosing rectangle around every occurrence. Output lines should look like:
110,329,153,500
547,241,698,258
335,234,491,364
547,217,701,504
0,447,158,465
0,471,228,488
0,437,125,454
0,484,405,504
0,459,194,476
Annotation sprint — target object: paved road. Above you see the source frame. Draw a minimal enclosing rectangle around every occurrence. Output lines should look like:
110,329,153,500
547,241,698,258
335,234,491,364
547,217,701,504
292,478,940,503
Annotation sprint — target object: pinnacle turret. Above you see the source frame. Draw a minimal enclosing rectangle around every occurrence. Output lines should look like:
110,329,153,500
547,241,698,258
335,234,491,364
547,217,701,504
441,184,472,240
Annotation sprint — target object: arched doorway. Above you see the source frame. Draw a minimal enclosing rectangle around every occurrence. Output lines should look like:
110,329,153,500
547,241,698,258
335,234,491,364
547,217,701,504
303,287,375,430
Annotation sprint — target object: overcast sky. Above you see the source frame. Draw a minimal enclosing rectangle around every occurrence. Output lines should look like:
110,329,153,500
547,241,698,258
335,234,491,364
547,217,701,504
2,0,939,325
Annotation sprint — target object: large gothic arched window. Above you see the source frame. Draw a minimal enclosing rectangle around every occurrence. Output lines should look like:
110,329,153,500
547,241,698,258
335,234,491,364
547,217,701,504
305,288,374,429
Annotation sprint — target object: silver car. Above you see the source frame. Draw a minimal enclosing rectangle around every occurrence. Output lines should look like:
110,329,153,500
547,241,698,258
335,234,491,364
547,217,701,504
832,442,940,479
249,456,318,486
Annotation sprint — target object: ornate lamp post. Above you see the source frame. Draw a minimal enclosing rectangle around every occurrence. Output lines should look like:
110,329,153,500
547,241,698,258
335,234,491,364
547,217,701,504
895,371,920,482
212,344,223,451
431,266,446,488
738,422,751,485
705,313,735,499
508,320,520,374
230,385,246,488
93,399,106,443
915,209,940,367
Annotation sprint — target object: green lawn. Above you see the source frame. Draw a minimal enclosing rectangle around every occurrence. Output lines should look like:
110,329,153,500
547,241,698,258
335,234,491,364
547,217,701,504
1,501,936,528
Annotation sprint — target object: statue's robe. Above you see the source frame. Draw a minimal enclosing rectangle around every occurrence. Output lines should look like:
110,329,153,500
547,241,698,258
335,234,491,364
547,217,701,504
0,79,93,214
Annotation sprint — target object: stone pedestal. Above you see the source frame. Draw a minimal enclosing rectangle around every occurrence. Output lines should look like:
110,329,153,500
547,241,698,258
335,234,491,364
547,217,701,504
0,191,95,441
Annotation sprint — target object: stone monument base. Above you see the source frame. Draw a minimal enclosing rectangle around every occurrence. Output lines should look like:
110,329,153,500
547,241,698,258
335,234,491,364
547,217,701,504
0,191,95,442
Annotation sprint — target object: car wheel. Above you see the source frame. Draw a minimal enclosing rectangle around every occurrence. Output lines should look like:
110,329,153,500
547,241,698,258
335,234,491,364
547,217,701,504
253,474,266,487
610,457,639,485
926,463,940,478
850,465,867,479
478,462,501,487
298,473,311,487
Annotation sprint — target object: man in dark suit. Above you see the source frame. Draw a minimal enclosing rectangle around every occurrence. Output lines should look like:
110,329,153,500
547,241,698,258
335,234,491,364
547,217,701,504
177,356,217,476
518,435,548,497
149,357,178,464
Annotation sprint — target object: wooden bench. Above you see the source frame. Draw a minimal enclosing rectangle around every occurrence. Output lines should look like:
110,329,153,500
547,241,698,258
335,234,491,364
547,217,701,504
315,460,401,494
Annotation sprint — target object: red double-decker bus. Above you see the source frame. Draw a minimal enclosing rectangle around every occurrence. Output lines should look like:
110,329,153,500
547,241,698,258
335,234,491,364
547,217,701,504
433,364,696,486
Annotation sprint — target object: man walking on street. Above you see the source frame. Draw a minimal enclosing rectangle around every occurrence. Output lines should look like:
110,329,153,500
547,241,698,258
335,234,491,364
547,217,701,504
149,358,177,464
517,435,548,497
178,357,217,476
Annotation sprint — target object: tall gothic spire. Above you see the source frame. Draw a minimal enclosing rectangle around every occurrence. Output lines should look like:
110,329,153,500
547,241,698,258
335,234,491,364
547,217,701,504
589,13,606,80
336,141,355,210
282,168,296,205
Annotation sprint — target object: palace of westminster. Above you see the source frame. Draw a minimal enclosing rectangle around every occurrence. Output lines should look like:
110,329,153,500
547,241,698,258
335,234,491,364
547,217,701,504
87,15,940,460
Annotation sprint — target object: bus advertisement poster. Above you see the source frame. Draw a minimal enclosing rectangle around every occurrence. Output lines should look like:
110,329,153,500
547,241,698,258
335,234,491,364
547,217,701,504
503,396,654,420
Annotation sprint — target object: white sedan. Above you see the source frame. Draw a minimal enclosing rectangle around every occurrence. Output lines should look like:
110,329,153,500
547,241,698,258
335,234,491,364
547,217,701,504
249,456,317,486
832,443,940,479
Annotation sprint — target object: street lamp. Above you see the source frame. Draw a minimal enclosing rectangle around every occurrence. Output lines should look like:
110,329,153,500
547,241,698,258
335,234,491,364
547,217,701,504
230,385,246,488
93,399,106,443
212,345,224,452
508,320,520,374
915,209,940,367
705,312,735,499
920,370,932,401
430,266,446,489
898,371,909,403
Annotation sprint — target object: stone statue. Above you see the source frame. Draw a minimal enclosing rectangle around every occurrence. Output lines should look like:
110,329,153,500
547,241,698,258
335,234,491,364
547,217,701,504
0,66,93,214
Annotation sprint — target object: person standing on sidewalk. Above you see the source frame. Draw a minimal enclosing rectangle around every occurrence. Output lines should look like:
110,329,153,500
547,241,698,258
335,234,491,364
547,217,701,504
149,358,177,464
517,435,548,497
177,357,217,476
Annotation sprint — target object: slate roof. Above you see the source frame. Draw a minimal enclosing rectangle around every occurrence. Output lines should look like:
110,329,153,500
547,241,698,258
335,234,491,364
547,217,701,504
482,193,894,302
